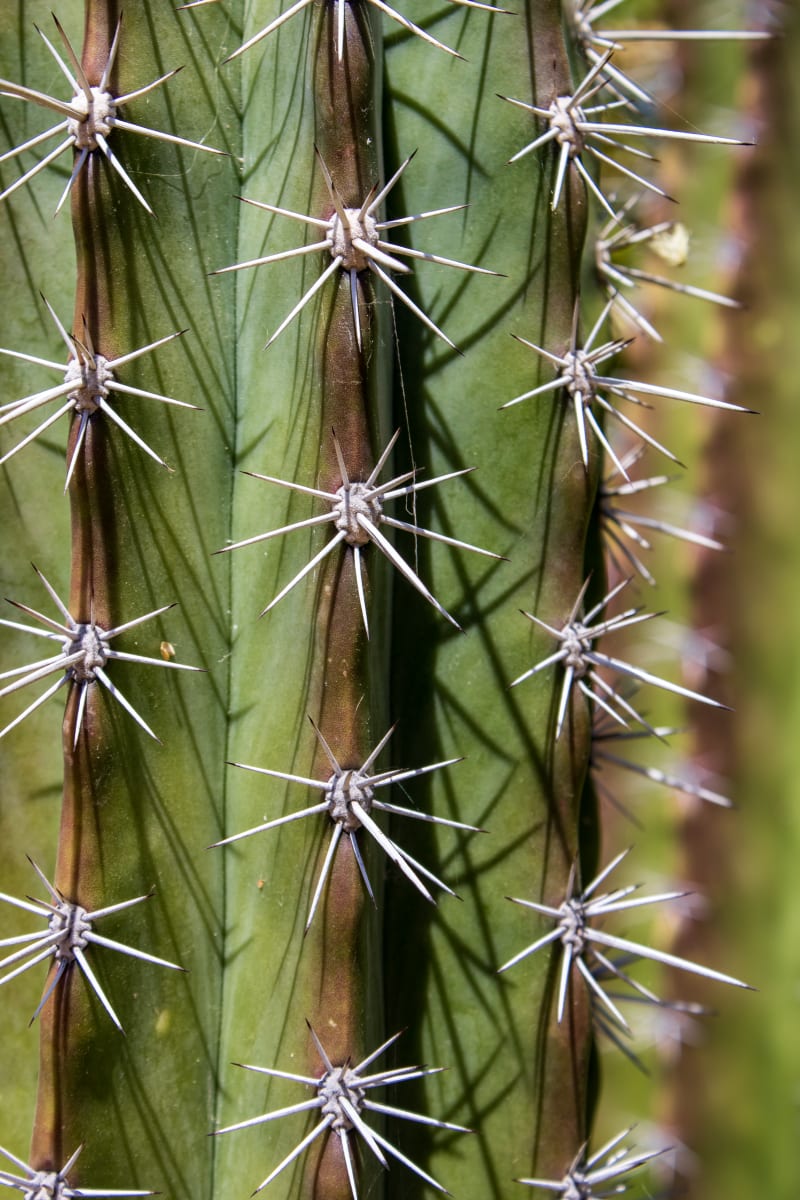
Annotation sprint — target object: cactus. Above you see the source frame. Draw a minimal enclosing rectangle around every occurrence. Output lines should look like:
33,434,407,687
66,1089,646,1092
0,2,763,1199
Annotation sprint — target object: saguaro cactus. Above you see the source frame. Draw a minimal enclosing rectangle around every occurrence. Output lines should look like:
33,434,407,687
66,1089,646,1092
0,1,759,1198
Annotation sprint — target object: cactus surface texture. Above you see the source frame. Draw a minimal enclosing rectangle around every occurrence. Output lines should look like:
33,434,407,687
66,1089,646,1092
0,2,774,1200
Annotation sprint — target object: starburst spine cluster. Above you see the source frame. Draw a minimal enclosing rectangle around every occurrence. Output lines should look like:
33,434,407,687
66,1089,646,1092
215,428,501,631
0,1144,153,1200
212,150,501,353
215,1027,470,1197
0,13,223,215
502,297,750,478
500,848,750,1027
501,49,747,219
509,576,729,742
0,861,183,1032
518,1126,663,1196
0,565,201,743
0,298,193,483
212,720,477,928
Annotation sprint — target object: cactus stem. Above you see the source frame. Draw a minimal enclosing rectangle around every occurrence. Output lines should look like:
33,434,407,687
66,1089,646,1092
0,567,201,744
216,428,501,628
0,861,184,1033
0,14,223,215
215,1026,470,1197
500,846,751,1023
213,151,499,350
0,1143,153,1198
213,721,475,925
517,1125,665,1196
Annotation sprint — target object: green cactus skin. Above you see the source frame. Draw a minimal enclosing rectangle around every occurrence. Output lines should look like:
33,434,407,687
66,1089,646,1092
0,0,753,1198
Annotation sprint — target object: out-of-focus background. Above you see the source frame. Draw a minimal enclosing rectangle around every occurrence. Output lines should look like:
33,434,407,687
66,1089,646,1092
591,3,800,1197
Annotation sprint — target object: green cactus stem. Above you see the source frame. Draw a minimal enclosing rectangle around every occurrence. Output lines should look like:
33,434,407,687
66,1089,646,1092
0,1,757,1198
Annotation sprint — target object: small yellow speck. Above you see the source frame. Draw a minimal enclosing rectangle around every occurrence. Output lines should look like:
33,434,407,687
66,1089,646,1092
651,222,690,267
160,641,176,661
155,1009,172,1036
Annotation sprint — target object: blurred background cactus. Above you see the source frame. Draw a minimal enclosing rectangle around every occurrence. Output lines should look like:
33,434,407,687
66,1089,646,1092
0,1,787,1199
